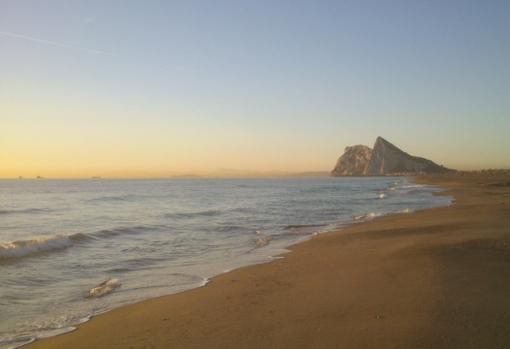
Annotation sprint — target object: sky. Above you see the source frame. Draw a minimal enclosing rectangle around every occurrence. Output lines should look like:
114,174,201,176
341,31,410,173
1,0,509,178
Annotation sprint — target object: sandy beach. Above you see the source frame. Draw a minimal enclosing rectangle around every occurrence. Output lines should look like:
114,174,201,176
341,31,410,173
27,174,510,349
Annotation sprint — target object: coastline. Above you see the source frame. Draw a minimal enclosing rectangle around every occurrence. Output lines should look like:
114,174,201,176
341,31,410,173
26,174,510,348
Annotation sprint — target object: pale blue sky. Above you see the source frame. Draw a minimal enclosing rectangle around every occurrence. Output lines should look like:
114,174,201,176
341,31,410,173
1,0,509,176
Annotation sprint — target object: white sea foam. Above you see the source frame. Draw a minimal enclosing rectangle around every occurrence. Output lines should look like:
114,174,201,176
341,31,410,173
353,212,384,221
254,230,273,248
354,208,413,221
397,184,428,194
199,277,210,287
88,278,121,298
400,184,426,189
256,236,272,248
36,326,76,339
0,335,35,349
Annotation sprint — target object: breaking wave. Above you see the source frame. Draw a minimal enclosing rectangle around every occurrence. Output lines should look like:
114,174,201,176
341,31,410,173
0,235,73,260
0,225,161,261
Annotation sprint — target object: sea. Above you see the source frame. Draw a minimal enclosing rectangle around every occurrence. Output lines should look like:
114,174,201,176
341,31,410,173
0,177,451,348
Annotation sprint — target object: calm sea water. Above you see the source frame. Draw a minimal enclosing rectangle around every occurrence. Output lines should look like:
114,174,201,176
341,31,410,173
0,177,451,348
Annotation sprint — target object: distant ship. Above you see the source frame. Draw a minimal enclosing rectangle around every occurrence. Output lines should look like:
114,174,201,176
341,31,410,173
91,176,102,179
36,176,44,179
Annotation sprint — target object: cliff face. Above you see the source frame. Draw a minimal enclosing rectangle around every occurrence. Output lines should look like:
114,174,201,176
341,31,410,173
365,137,452,175
331,137,454,176
331,145,372,176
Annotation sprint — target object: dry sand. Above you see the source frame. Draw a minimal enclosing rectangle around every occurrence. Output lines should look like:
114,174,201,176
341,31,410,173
27,174,510,349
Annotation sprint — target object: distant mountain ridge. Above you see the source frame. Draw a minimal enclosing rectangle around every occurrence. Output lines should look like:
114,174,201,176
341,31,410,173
332,137,454,176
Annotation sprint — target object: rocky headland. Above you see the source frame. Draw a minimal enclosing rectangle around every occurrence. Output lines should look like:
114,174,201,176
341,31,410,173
332,137,454,176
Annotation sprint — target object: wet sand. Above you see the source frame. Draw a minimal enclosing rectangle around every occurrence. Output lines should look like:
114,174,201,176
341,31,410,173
27,174,510,349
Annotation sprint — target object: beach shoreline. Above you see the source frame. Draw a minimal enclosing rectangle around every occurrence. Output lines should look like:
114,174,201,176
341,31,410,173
26,174,510,348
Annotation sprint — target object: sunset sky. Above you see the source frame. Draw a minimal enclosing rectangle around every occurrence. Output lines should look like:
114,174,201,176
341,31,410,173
1,1,509,178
